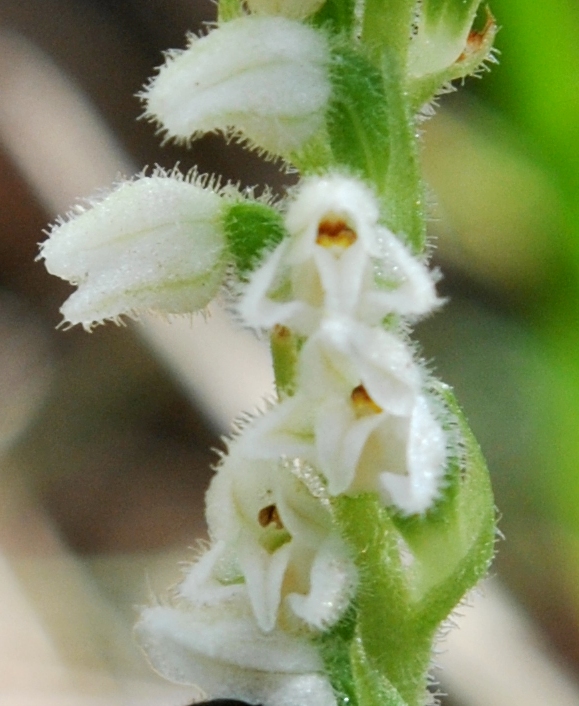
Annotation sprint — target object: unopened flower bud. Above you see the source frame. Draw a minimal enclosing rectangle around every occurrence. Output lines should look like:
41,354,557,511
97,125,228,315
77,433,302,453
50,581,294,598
408,0,487,78
141,17,331,157
40,173,228,329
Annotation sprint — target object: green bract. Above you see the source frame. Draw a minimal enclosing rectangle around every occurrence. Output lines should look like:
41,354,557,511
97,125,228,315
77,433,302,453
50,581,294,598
223,201,287,277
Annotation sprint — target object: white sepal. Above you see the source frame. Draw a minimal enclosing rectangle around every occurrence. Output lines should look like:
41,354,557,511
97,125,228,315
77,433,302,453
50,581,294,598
141,17,331,157
239,174,440,334
377,394,448,514
40,173,228,329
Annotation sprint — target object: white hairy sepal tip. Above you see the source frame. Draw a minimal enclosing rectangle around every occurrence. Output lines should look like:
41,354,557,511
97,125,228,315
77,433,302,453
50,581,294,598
246,0,326,20
141,17,331,156
238,174,440,334
40,174,228,329
205,445,356,632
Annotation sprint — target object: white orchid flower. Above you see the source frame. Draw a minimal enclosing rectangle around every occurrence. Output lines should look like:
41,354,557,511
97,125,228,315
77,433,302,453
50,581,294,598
242,317,447,514
141,16,331,157
205,444,356,633
136,542,337,706
239,174,440,335
40,172,229,329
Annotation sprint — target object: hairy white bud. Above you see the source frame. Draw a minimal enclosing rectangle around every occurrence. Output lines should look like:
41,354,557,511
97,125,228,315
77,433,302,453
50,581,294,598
141,17,331,156
40,173,228,329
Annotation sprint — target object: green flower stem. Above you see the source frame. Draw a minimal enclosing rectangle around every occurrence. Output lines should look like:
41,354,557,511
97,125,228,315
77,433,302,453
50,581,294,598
328,388,496,706
361,0,415,64
270,325,300,398
381,51,426,251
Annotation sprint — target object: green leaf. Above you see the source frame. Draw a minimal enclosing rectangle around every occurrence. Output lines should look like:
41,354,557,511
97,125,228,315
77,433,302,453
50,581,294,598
311,0,357,36
217,0,244,21
223,201,286,277
326,47,391,195
316,606,359,706
350,636,409,706
392,385,496,627
332,495,431,706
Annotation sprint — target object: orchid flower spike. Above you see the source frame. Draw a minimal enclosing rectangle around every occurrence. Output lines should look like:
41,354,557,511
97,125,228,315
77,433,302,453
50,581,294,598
141,16,331,158
39,172,230,330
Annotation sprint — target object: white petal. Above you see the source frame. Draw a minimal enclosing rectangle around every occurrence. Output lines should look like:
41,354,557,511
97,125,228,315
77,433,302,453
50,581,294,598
238,240,319,333
238,532,292,632
236,395,317,463
286,535,357,629
142,17,331,155
314,396,382,495
139,606,337,706
298,318,421,416
179,541,245,606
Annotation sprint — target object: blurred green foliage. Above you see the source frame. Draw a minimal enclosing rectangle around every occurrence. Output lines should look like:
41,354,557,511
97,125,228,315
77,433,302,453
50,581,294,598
418,0,579,652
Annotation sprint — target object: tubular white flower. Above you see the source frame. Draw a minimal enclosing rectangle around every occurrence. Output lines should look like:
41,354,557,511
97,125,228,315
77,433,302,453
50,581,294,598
141,17,331,157
136,542,337,706
242,318,447,514
205,442,356,633
239,174,440,335
246,0,326,20
40,173,228,330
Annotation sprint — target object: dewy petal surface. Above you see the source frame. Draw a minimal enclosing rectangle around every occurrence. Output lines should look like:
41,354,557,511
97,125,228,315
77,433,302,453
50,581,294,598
142,16,331,156
40,174,228,328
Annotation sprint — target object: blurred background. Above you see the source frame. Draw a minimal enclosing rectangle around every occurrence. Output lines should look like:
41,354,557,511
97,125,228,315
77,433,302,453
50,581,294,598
0,1,578,704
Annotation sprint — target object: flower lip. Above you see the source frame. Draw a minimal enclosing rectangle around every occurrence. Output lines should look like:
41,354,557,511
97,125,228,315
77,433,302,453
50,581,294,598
258,504,285,529
316,214,357,249
350,384,383,417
